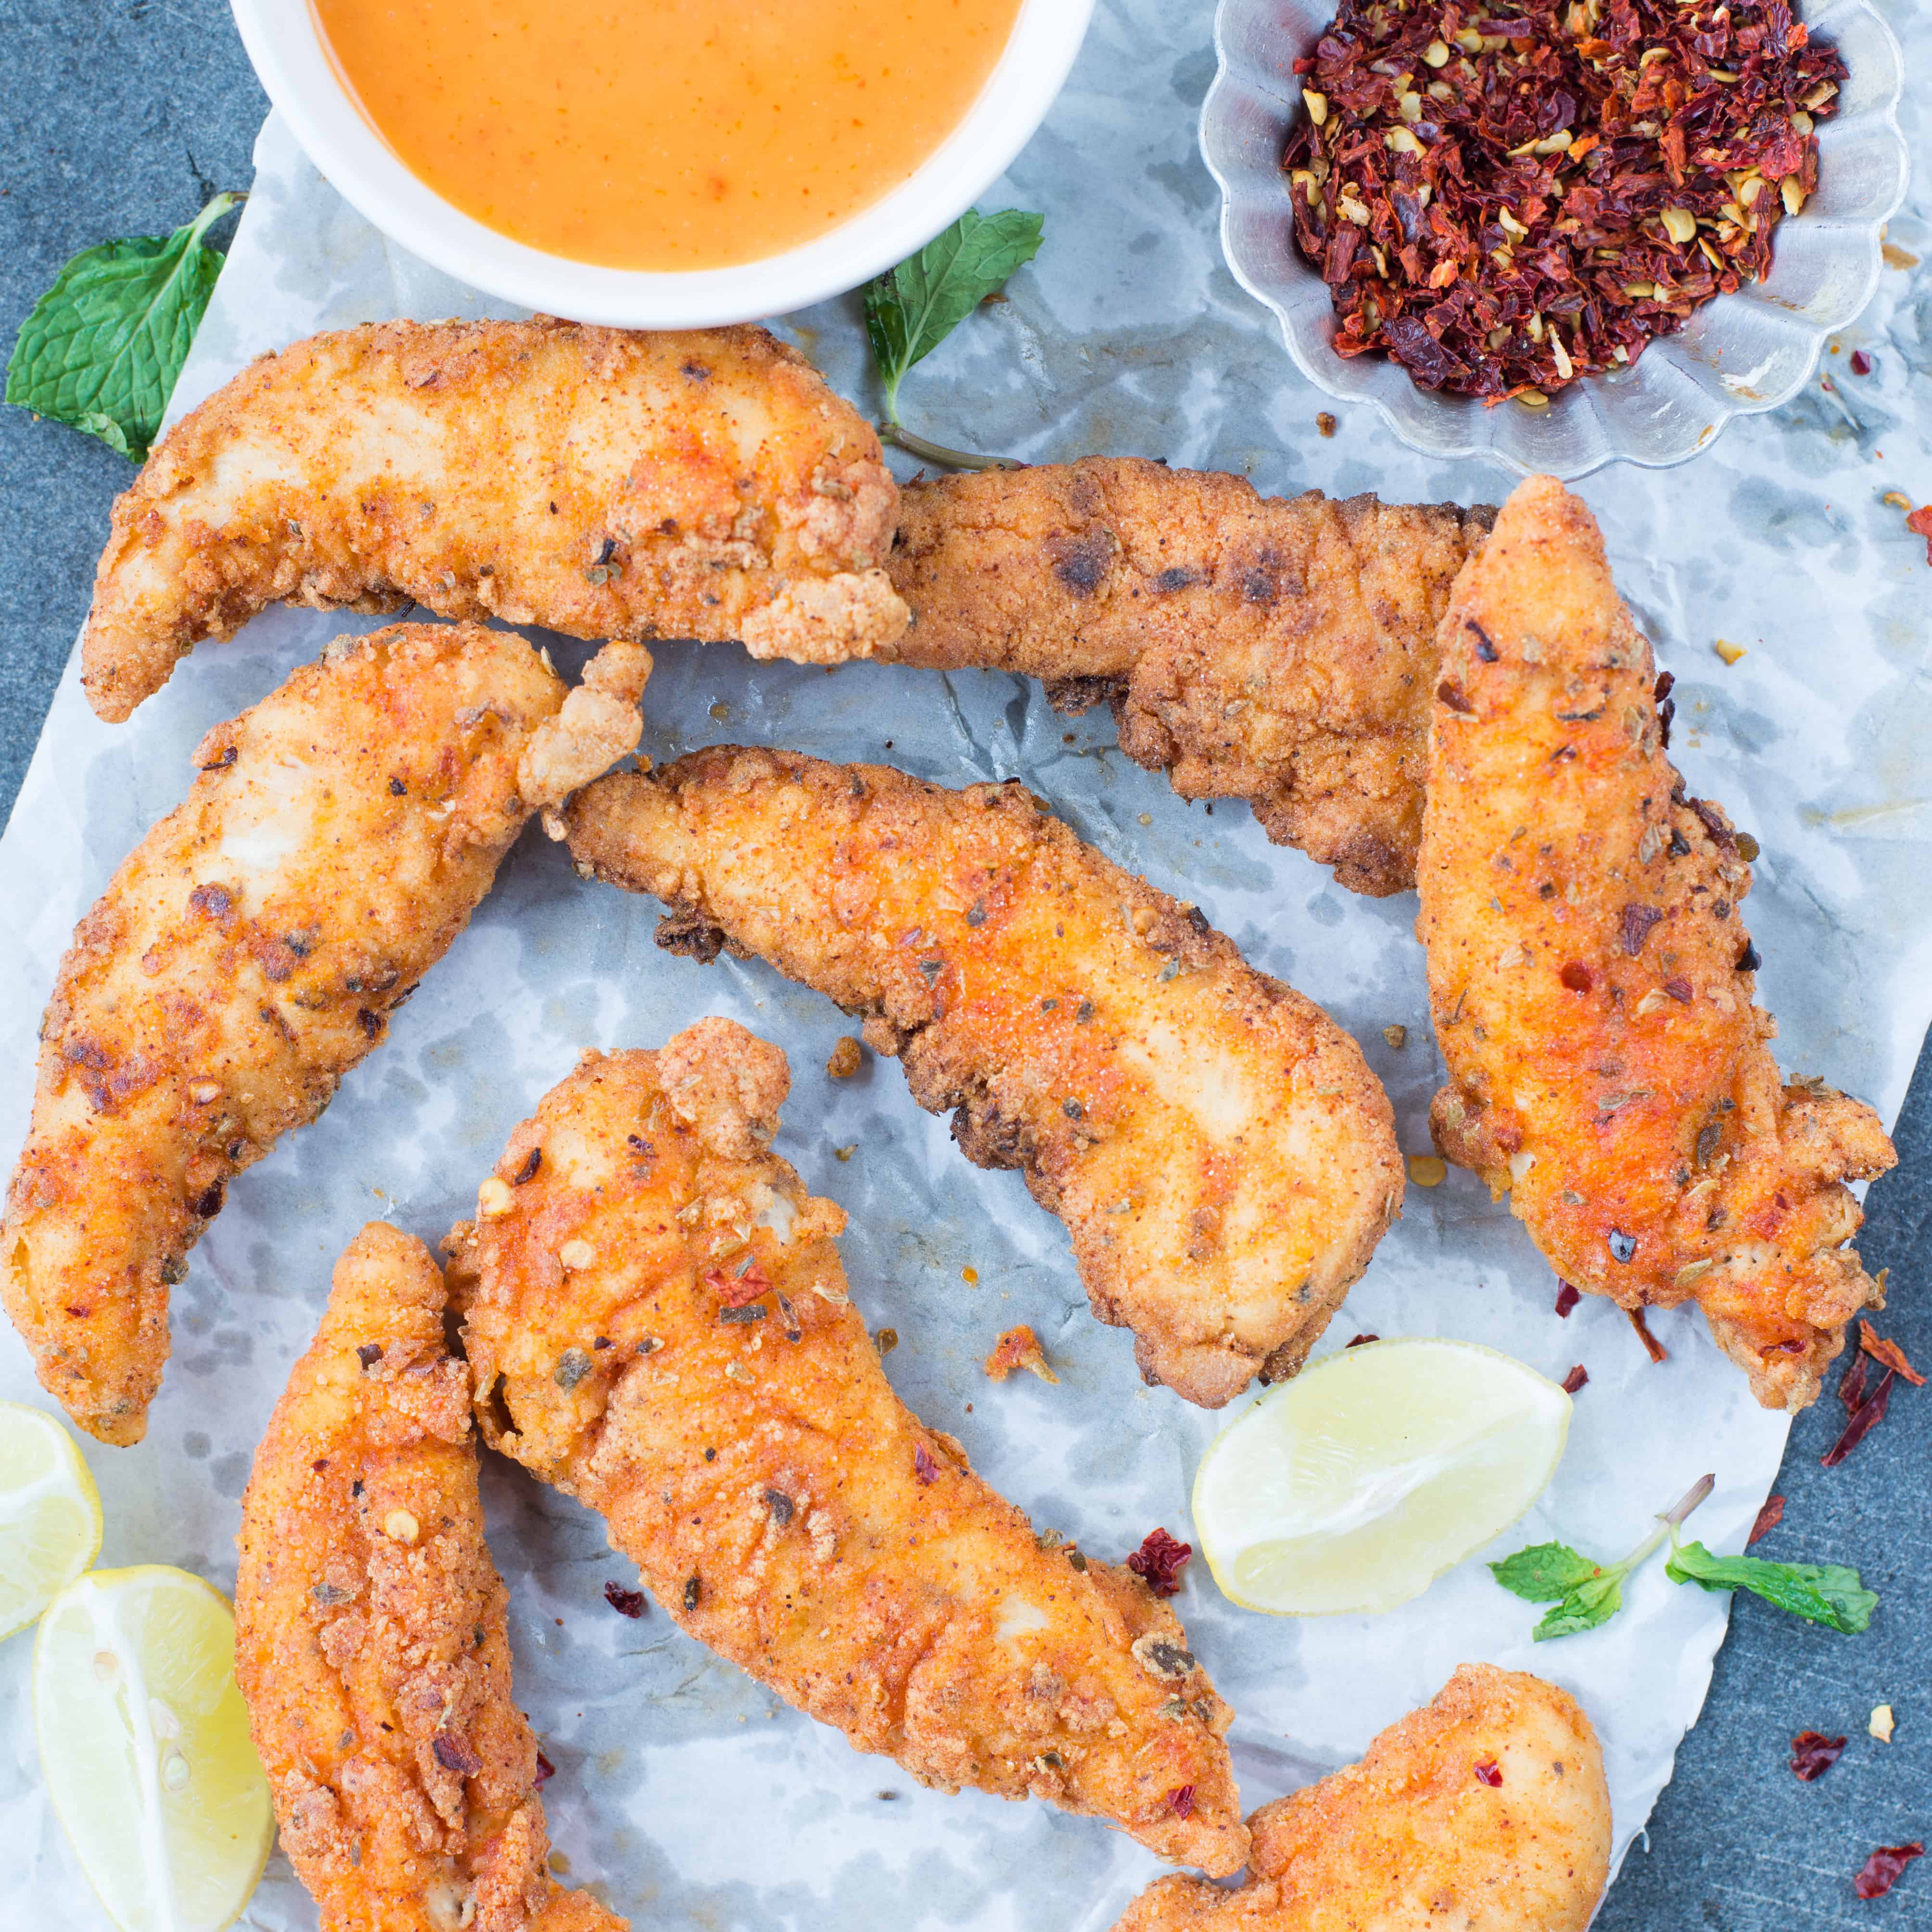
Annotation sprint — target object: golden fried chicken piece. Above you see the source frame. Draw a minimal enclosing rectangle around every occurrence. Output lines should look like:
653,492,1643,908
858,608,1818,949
1417,477,1895,1411
2,620,641,1445
563,751,1401,1407
1114,1665,1609,1932
883,458,1491,895
445,1025,1248,1875
83,317,906,720
236,1222,626,1932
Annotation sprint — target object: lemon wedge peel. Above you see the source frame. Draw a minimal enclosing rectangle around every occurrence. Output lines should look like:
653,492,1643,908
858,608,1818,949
0,1400,103,1640
33,1565,274,1932
1192,1336,1574,1618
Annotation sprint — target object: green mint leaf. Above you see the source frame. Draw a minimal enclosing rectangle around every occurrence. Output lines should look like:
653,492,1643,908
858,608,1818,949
1665,1540,1878,1635
1489,1542,1604,1602
6,191,241,462
1533,1571,1625,1641
864,207,1043,424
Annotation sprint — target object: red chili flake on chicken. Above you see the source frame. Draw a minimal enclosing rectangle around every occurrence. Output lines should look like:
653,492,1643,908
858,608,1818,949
705,1259,772,1309
1167,1784,1196,1819
1562,1364,1589,1394
1474,1759,1504,1787
1854,1843,1924,1900
1280,0,1845,400
914,1443,940,1486
1127,1528,1194,1597
1748,1494,1785,1544
1789,1731,1847,1781
1555,1283,1582,1317
603,1580,647,1618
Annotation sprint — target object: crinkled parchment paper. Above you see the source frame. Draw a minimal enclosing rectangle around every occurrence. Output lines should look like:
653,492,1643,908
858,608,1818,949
3,2,1929,1923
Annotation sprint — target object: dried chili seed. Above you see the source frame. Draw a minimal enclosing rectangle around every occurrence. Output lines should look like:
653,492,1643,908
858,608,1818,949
1747,1494,1785,1544
1279,0,1846,400
1562,1365,1589,1394
1555,1283,1582,1317
1126,1528,1194,1597
603,1581,647,1619
1474,1760,1504,1787
1855,1843,1923,1900
1789,1731,1847,1781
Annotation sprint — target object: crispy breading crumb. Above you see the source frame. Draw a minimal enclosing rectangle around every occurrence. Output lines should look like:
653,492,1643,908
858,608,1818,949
984,1325,1059,1384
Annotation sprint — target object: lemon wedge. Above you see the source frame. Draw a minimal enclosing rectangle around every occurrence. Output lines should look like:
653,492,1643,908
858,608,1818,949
1193,1337,1572,1616
0,1400,102,1640
34,1565,273,1932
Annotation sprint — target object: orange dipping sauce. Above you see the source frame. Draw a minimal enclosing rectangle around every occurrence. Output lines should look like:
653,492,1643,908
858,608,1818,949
313,0,1025,271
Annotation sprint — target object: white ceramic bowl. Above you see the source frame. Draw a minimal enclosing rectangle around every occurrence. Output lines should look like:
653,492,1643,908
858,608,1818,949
230,0,1095,326
1202,0,1908,477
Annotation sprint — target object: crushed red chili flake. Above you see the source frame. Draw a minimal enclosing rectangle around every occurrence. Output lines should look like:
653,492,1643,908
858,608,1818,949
1560,961,1594,993
431,1729,483,1776
705,1258,772,1309
1168,1784,1197,1819
1847,347,1871,373
1474,1759,1504,1786
1907,506,1932,566
1854,1843,1924,1900
603,1580,647,1618
1280,0,1844,400
1562,1364,1589,1393
1789,1730,1847,1780
1556,1282,1582,1316
1127,1527,1195,1596
1620,904,1665,955
1859,1319,1926,1386
1822,1366,1896,1467
914,1442,941,1486
1747,1493,1785,1543
1347,1331,1382,1346
1628,1306,1669,1363
534,1748,556,1786
1839,1345,1875,1414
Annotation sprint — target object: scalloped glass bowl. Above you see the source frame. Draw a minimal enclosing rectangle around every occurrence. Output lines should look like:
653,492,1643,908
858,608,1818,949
1202,0,1907,477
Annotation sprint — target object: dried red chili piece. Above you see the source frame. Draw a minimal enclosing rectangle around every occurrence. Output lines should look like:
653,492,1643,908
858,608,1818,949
1628,1307,1668,1363
705,1258,772,1309
1822,1368,1896,1467
431,1728,483,1776
1747,1494,1785,1544
1555,1283,1581,1317
1907,506,1932,567
1560,962,1594,993
1854,1843,1923,1900
914,1442,940,1486
1858,1319,1926,1386
603,1580,647,1618
1127,1528,1194,1597
1839,1346,1875,1414
1562,1365,1589,1394
1849,349,1872,375
1347,1332,1381,1347
1789,1731,1847,1780
534,1749,556,1786
1474,1759,1504,1786
1620,905,1665,956
1168,1784,1197,1819
1279,0,1846,400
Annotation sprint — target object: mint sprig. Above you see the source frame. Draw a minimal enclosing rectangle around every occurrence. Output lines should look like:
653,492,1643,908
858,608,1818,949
6,191,242,462
1491,1474,1876,1641
864,207,1043,470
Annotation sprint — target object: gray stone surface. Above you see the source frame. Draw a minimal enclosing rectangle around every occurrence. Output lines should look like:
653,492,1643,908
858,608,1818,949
0,1,1923,1925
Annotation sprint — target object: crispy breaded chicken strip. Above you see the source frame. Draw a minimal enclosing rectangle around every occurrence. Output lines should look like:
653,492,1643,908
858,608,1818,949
236,1223,626,1932
883,458,1491,895
563,751,1401,1407
2,621,643,1445
83,317,906,720
445,1025,1248,1875
1417,477,1895,1411
1114,1665,1609,1932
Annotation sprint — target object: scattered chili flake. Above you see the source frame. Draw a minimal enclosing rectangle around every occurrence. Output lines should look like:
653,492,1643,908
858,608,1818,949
1849,349,1872,376
914,1443,940,1486
1562,1364,1589,1394
1854,1843,1923,1900
511,1145,542,1185
1167,1784,1196,1819
1748,1493,1785,1543
984,1324,1059,1383
534,1749,556,1786
1620,904,1665,956
1628,1305,1668,1362
1347,1332,1381,1347
602,1581,647,1619
355,1343,383,1370
705,1259,771,1309
1474,1759,1504,1787
683,1576,701,1612
1822,1366,1896,1467
1556,1282,1582,1317
1907,506,1932,567
1789,1731,1847,1781
1280,0,1846,400
1560,961,1594,993
1839,1346,1875,1414
431,1729,483,1776
1127,1528,1194,1596
1858,1319,1926,1387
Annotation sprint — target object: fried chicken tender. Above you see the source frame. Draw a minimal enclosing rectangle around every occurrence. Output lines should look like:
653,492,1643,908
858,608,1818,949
883,458,1491,895
1114,1665,1609,1932
444,1025,1248,1875
2,620,639,1445
562,750,1401,1407
1417,477,1895,1411
235,1222,626,1932
83,318,906,720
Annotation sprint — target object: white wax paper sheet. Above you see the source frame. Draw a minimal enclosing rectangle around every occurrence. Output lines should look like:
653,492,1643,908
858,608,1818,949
2,2,1928,1923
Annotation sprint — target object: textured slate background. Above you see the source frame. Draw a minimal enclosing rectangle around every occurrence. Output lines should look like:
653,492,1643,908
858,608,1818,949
0,2,1924,1924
